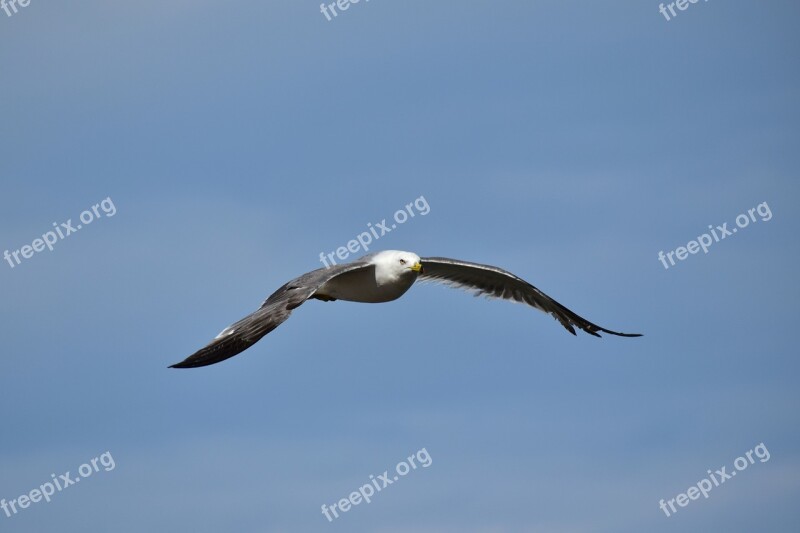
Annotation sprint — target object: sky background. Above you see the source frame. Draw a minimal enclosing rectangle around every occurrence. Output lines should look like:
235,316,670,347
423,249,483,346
1,1,799,531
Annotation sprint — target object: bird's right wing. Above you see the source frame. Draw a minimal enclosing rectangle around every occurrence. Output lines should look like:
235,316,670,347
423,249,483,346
170,261,373,368
419,256,641,338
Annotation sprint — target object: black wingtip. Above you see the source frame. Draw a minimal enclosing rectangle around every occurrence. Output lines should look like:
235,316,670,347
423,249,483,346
168,358,215,369
599,331,643,338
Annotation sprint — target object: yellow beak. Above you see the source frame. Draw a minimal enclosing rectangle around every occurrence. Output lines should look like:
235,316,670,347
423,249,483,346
410,261,423,273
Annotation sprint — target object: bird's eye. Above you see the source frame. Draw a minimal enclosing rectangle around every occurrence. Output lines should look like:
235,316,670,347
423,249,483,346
399,259,406,264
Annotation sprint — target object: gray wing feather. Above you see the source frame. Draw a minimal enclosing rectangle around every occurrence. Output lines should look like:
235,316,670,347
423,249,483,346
170,261,373,368
419,257,641,338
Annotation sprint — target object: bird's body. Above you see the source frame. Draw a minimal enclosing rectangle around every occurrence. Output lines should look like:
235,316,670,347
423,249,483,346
314,252,418,303
170,250,640,369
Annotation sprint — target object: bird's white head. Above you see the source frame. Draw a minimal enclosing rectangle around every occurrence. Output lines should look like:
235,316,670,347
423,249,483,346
370,250,423,282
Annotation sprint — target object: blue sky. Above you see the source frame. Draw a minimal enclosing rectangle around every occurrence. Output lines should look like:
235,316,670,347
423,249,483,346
1,1,798,531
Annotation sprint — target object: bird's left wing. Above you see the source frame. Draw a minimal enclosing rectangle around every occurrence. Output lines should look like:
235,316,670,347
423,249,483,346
419,256,641,338
170,261,374,368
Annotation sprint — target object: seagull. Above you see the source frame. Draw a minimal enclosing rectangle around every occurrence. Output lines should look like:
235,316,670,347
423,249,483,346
170,250,641,368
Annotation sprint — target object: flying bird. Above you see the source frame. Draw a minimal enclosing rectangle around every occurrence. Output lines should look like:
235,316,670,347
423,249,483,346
170,250,641,368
